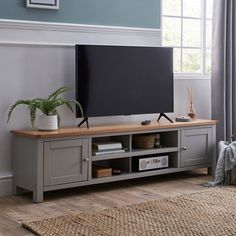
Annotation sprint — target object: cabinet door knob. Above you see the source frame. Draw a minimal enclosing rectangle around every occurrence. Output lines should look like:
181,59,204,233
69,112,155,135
182,146,187,151
83,157,90,162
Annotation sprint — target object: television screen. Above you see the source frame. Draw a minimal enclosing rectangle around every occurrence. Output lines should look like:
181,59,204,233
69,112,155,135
75,45,173,118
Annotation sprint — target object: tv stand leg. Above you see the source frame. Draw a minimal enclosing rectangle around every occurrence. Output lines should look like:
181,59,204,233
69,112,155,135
157,113,173,123
77,117,89,128
33,190,43,203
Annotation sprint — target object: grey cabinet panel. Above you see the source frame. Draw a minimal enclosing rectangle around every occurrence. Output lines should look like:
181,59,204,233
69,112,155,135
44,139,89,186
181,128,211,167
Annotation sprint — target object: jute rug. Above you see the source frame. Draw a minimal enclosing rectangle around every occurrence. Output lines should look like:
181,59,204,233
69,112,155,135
23,187,236,236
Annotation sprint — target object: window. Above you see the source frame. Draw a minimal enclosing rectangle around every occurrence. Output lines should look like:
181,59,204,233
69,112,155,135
162,0,213,76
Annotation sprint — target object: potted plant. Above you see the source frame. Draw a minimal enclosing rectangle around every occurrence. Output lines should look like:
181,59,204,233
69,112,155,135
7,87,83,130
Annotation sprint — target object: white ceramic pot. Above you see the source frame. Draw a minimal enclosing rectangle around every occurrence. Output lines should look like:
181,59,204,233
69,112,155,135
37,114,58,131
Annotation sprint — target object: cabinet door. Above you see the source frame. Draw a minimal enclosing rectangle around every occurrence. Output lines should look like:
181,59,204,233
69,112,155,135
44,139,89,186
180,128,211,167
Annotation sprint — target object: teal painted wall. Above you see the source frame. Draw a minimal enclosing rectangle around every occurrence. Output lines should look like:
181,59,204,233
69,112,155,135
0,0,161,28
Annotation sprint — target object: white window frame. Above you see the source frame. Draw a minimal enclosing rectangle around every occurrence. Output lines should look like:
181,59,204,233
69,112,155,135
161,0,212,79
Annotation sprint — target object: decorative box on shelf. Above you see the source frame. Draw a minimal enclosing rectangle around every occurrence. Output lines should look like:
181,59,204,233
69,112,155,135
92,165,112,178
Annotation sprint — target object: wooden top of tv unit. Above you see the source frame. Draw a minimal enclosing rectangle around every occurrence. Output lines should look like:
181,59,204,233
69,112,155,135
11,119,217,139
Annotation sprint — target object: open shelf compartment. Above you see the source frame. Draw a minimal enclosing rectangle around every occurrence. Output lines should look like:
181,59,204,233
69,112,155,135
92,135,131,159
92,135,130,150
131,130,178,151
92,157,131,179
131,152,178,172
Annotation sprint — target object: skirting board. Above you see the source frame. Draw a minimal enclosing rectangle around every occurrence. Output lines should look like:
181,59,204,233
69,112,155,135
0,174,13,196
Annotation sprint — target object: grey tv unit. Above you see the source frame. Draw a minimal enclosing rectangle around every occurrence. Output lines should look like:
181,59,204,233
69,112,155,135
12,119,217,202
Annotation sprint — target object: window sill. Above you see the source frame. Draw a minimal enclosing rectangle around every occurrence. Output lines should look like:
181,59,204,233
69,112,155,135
174,74,211,80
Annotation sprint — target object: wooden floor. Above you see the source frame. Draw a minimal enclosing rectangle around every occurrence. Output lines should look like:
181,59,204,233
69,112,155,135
0,169,212,236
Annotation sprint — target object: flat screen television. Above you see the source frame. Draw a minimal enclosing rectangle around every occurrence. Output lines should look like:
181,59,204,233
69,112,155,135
75,45,173,121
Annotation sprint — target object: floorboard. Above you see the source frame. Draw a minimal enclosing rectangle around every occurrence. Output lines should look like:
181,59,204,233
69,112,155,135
0,169,213,236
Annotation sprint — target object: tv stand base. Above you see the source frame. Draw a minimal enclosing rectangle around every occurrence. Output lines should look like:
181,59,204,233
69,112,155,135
157,113,173,123
78,117,89,128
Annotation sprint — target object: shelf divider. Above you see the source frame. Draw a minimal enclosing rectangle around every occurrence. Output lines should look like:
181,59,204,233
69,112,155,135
92,147,178,161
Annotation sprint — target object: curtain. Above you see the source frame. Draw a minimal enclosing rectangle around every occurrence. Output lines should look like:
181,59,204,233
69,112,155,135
212,0,236,143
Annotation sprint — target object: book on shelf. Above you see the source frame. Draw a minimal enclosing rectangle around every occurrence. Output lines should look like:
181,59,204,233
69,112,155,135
92,141,122,151
92,149,125,156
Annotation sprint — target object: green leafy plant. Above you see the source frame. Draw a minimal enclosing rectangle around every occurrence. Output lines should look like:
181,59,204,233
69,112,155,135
7,87,83,127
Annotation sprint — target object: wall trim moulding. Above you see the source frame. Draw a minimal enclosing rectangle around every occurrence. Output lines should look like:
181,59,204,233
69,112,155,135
0,19,162,47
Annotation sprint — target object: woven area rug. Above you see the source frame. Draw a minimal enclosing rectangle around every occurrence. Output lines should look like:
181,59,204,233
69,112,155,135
23,187,236,236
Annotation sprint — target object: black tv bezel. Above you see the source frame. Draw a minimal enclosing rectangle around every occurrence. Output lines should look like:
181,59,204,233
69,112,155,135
75,45,174,118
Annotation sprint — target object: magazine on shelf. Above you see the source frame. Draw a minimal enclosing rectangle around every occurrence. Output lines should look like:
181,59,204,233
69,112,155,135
92,141,122,151
92,149,125,156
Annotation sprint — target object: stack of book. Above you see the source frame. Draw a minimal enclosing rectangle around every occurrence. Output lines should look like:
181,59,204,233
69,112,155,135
92,141,125,156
